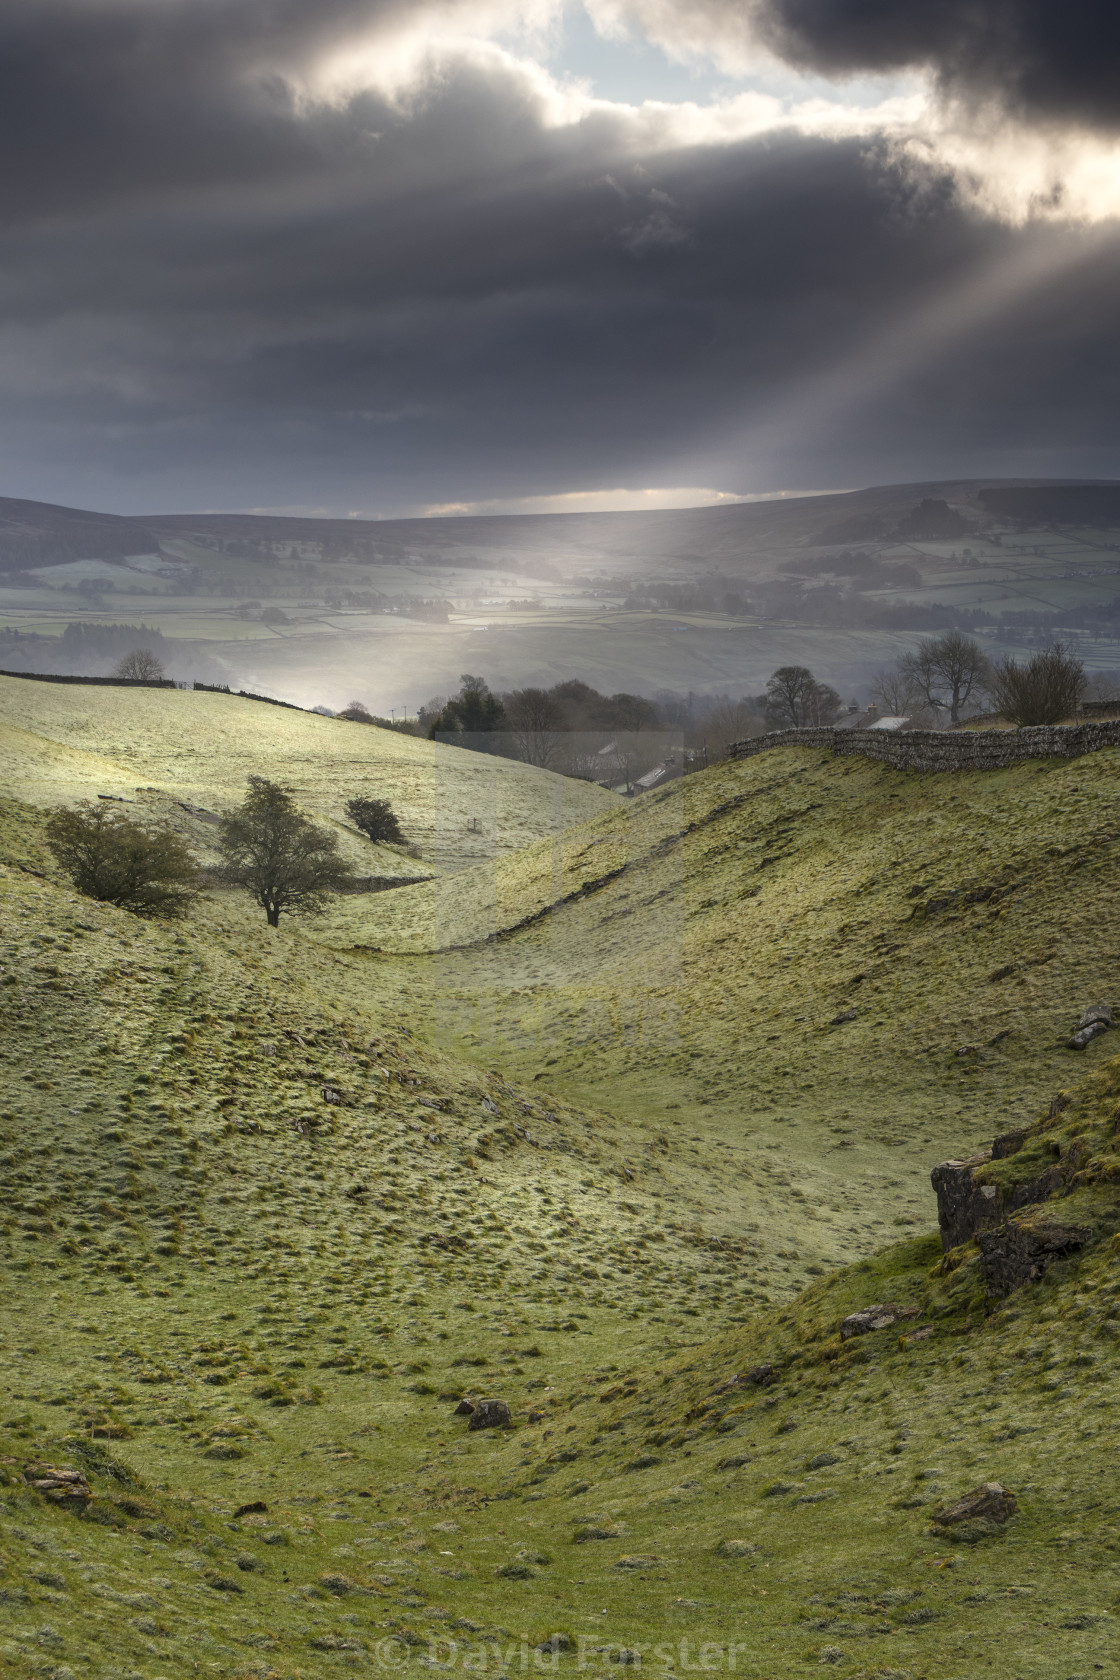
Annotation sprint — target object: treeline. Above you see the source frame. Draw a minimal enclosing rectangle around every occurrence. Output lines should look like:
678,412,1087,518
754,581,994,632
60,622,172,664
0,621,172,673
340,677,772,788
0,620,228,685
994,599,1120,632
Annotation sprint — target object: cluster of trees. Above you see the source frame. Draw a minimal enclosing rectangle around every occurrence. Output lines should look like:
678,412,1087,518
622,578,749,615
753,578,990,633
340,677,779,787
47,777,409,927
869,632,1092,727
339,677,668,781
421,675,662,750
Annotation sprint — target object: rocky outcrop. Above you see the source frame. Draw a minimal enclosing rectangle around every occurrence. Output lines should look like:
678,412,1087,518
930,1153,1065,1252
23,1465,93,1504
713,1364,777,1392
978,1217,1091,1297
730,718,1120,773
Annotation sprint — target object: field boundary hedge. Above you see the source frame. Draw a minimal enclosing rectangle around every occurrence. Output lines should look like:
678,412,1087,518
729,718,1120,773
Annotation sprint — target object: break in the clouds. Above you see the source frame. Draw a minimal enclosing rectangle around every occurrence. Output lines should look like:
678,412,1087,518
2,0,1120,516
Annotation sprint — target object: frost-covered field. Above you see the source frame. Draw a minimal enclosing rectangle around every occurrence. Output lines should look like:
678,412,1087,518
0,676,617,874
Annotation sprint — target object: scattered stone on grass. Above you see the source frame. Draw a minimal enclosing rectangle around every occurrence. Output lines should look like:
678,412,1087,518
468,1398,511,1431
840,1304,920,1339
931,1483,1017,1532
1069,1003,1113,1049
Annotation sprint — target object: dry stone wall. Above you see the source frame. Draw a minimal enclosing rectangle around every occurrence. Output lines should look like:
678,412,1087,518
729,718,1120,773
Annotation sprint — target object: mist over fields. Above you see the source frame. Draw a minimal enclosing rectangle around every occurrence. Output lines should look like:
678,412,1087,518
3,479,1120,715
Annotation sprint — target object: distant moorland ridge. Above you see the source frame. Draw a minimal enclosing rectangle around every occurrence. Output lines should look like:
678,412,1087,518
4,475,1120,569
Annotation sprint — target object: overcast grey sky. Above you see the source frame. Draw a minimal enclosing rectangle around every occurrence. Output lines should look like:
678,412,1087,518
3,0,1120,516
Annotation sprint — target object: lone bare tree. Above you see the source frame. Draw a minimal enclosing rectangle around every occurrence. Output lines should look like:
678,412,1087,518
987,642,1085,726
899,632,989,724
504,687,565,766
337,700,375,723
218,777,353,927
113,647,166,681
45,803,199,917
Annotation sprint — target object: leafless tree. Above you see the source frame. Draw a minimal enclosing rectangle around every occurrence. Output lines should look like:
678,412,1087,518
987,642,1085,726
869,667,920,716
113,647,165,681
504,687,565,766
689,698,764,761
899,632,989,724
1084,670,1120,702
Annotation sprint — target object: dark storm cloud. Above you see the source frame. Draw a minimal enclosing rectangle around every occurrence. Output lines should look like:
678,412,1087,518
2,0,1120,512
751,0,1120,131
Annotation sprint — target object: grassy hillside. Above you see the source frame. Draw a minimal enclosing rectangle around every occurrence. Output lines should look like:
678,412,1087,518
310,739,1120,1287
0,675,616,875
3,802,1120,1677
3,690,1120,1679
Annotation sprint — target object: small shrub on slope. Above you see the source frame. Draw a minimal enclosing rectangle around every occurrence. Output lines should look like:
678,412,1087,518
44,801,200,917
988,641,1085,726
346,794,405,845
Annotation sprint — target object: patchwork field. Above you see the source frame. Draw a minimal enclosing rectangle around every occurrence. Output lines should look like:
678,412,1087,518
4,481,1120,713
2,683,1120,1680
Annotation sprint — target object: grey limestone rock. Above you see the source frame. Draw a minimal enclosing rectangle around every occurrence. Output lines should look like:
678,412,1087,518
1069,1003,1112,1049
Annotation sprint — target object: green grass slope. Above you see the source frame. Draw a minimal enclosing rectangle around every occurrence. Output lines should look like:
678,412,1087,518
321,741,1120,1285
4,701,1120,1680
3,798,1120,1677
0,675,616,876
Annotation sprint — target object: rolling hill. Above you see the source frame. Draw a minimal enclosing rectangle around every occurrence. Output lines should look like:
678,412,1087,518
1,683,1119,1679
0,675,617,876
